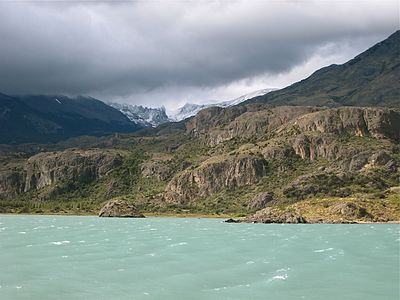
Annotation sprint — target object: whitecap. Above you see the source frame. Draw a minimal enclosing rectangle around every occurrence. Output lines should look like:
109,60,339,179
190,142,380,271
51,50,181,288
168,242,188,247
51,241,70,245
276,268,290,272
18,231,26,234
16,285,22,289
61,255,68,258
246,261,255,264
313,247,334,253
269,275,288,281
26,244,33,247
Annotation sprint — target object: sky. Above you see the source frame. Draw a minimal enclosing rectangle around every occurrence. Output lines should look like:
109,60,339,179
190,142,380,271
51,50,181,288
0,0,398,111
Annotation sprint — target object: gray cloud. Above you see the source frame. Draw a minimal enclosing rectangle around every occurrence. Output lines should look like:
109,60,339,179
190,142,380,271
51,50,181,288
0,0,398,108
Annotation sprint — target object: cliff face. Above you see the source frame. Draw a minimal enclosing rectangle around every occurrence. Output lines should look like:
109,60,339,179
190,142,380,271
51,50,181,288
187,106,320,146
0,150,121,199
288,107,400,141
186,106,399,147
23,150,123,192
0,170,25,199
164,155,267,204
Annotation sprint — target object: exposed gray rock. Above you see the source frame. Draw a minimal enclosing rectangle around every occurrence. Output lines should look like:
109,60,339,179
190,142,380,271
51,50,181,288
141,161,170,181
164,155,267,205
0,170,25,199
246,207,307,224
24,149,122,192
99,198,145,218
290,107,400,141
247,192,274,210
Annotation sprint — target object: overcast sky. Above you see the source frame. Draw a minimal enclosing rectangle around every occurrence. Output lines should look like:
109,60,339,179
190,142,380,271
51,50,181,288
0,0,398,110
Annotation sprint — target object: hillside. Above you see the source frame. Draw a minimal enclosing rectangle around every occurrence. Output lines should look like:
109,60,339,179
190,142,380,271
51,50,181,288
246,31,400,108
0,93,141,144
0,105,399,223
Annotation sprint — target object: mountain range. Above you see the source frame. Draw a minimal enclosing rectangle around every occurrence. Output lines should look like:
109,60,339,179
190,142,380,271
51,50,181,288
168,88,276,122
106,88,276,127
0,31,398,145
0,30,399,222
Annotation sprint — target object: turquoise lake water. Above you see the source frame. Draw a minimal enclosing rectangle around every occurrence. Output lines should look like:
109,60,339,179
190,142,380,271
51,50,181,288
0,215,399,300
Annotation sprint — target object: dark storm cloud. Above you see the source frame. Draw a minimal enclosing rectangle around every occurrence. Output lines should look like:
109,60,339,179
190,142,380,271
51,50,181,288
0,0,398,106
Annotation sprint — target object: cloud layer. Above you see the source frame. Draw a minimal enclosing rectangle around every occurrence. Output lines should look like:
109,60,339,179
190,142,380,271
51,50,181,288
0,0,398,108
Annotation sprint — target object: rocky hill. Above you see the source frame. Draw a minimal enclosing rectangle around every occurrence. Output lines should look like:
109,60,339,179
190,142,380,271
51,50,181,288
0,105,399,222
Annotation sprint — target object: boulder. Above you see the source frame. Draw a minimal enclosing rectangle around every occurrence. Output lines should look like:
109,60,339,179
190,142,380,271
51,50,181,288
246,207,307,224
99,199,145,218
224,218,241,223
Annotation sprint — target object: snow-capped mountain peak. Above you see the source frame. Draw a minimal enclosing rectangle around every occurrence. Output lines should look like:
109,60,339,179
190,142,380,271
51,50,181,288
107,102,169,127
168,88,276,122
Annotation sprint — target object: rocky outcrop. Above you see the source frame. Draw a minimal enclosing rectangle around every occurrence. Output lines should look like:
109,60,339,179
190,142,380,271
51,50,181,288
289,107,400,141
328,202,370,219
0,170,25,199
164,155,267,204
335,150,397,172
292,134,340,160
141,161,170,181
282,172,356,200
186,105,248,138
247,192,274,210
246,207,307,224
24,149,122,192
261,146,296,160
99,198,145,218
188,106,320,146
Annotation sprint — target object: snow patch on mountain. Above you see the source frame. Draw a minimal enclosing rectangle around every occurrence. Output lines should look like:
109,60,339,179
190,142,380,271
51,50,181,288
107,103,169,127
168,88,276,121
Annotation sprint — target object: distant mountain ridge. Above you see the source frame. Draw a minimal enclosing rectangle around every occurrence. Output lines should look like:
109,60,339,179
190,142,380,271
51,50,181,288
105,88,276,126
168,88,276,121
0,93,141,144
245,30,400,107
107,102,170,127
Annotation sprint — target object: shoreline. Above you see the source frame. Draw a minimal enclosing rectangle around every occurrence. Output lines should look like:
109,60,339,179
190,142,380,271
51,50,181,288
0,213,399,223
0,212,235,219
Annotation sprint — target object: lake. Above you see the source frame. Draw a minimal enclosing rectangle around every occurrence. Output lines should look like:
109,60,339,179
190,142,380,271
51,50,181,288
0,215,399,300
